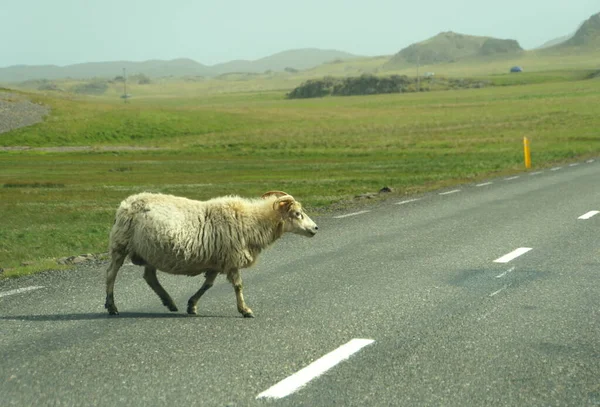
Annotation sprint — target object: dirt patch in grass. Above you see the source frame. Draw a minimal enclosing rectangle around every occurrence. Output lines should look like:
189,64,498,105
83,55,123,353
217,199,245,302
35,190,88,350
0,145,165,152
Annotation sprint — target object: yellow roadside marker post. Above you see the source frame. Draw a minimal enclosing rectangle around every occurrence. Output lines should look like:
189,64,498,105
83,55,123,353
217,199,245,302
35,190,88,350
523,137,531,169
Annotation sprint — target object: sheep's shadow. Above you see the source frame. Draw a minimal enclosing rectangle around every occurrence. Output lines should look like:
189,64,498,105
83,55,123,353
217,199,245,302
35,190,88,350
0,312,241,322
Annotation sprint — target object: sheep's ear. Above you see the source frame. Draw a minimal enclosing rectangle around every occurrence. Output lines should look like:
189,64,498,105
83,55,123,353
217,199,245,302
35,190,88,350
273,195,295,211
261,190,289,199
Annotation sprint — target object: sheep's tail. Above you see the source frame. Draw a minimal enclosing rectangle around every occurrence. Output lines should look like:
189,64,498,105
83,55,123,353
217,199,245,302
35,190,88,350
108,197,141,256
109,214,146,265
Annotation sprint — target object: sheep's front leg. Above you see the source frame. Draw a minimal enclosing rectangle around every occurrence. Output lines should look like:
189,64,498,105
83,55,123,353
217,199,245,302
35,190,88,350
143,266,178,312
228,269,254,318
187,270,219,315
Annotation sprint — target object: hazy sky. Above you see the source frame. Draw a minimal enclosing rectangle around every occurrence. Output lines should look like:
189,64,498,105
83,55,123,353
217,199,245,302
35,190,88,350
2,0,598,67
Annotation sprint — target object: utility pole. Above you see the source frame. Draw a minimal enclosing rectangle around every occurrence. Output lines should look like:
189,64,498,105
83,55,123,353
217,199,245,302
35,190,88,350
123,67,127,103
416,53,420,93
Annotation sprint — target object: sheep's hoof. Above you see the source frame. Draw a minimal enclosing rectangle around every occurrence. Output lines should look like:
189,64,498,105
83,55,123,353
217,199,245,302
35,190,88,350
242,311,255,318
105,305,119,315
165,303,178,312
187,305,197,315
105,295,118,315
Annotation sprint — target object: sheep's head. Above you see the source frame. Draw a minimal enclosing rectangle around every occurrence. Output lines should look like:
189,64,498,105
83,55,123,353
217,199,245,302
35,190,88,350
272,194,318,237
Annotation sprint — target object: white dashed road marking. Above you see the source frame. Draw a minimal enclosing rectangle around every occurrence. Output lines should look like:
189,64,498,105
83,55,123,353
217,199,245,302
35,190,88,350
257,338,375,399
489,286,508,297
333,210,370,219
578,211,599,220
335,159,595,221
494,248,532,263
396,198,421,205
495,266,516,278
0,286,45,298
439,189,461,195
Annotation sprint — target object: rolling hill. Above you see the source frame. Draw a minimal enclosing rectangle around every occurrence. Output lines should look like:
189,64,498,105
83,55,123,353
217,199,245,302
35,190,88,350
210,48,360,75
2,11,598,85
0,58,213,83
536,34,574,49
559,12,600,48
383,11,599,74
536,12,600,58
0,49,363,83
383,32,523,70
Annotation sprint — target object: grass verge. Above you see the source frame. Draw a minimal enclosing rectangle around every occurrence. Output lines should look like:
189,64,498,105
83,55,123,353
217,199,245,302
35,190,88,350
1,73,600,278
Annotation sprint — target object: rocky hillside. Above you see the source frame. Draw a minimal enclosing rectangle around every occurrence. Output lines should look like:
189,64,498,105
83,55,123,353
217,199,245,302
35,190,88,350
560,12,600,47
384,32,522,68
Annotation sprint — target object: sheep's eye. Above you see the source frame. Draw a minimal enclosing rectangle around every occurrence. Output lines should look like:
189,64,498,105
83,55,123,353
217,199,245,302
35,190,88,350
295,211,302,218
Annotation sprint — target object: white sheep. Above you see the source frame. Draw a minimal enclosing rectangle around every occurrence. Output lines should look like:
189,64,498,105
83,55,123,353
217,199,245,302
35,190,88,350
104,191,318,317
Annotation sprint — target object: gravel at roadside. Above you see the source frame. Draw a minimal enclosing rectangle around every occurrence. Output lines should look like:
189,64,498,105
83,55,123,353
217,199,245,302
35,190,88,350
0,91,50,134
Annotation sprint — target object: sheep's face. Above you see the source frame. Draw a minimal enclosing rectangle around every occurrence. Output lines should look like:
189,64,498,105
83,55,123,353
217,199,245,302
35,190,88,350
275,197,318,237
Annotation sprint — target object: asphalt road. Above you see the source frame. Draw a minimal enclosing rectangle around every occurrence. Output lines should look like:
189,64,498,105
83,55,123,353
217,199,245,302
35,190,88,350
1,159,599,406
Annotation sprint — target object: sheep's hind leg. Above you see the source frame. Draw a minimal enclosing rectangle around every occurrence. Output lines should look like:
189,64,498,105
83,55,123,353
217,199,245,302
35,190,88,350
105,251,126,315
143,266,178,312
187,270,219,315
228,270,254,318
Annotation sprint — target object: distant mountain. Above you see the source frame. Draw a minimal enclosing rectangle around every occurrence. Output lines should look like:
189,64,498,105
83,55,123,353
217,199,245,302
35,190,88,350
560,12,600,47
210,48,361,75
384,32,522,69
536,34,574,49
0,58,212,83
0,48,363,83
535,20,585,50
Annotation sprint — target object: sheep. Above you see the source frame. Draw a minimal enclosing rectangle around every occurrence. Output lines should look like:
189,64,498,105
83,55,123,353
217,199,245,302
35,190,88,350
104,191,318,317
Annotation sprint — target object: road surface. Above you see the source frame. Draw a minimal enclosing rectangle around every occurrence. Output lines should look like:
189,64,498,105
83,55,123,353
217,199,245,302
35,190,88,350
1,159,599,406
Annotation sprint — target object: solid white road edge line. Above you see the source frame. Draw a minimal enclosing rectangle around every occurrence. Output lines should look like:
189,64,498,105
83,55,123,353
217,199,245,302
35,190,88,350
256,338,375,399
333,210,370,219
493,247,532,263
0,286,45,298
439,189,460,195
578,210,599,220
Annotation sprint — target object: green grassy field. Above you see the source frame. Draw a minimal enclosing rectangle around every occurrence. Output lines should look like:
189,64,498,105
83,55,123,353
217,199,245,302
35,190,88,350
1,71,600,277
